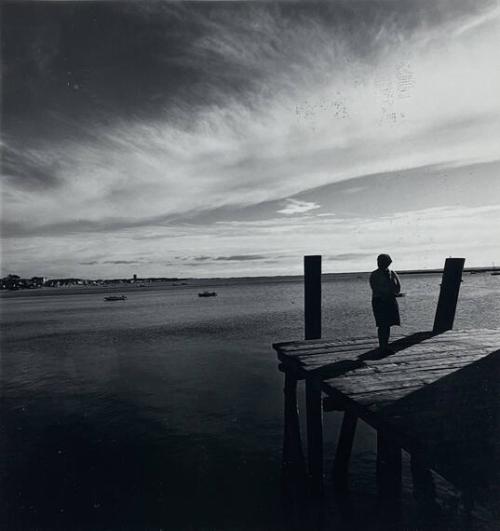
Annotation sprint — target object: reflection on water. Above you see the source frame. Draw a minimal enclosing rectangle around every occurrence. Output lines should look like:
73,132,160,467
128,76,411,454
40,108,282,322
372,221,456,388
1,274,499,529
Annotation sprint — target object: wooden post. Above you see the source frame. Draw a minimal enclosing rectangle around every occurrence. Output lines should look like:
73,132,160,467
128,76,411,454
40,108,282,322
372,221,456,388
377,432,402,500
282,371,306,484
332,410,358,490
306,376,324,495
433,257,465,333
303,257,323,494
410,453,436,505
304,255,321,340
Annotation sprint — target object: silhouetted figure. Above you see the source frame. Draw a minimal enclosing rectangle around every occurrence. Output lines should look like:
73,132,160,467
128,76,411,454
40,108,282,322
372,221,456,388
370,254,401,352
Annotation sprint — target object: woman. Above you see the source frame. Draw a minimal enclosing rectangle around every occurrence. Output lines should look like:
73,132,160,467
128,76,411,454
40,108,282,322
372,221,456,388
369,254,401,352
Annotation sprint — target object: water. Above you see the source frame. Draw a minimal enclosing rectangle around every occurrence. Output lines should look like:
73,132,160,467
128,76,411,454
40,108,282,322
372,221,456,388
1,274,499,530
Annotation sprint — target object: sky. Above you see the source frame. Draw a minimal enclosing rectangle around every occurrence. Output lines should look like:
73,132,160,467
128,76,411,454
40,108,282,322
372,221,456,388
1,0,500,278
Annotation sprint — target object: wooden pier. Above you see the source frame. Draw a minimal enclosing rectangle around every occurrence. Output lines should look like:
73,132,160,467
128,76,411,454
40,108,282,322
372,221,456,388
274,257,500,516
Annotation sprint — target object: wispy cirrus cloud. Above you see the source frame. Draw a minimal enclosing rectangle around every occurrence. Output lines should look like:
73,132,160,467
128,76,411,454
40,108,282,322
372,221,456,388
277,199,321,215
2,1,500,276
214,255,266,262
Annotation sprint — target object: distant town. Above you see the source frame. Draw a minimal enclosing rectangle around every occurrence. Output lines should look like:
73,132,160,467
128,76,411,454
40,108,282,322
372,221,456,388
0,274,185,291
2,266,500,291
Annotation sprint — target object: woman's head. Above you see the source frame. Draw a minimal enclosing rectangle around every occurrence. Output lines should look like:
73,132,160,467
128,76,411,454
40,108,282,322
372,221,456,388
377,253,392,269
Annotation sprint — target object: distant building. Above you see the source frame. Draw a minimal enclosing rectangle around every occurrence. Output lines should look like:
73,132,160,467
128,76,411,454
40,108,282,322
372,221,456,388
1,274,21,290
133,274,137,282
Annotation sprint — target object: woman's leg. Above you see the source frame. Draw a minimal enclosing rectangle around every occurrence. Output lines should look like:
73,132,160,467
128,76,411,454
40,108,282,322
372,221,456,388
377,326,390,351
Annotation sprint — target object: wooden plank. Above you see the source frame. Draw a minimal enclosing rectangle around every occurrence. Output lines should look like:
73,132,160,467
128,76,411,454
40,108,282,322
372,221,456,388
332,364,461,383
369,355,491,372
276,330,500,365
274,328,500,353
275,331,429,354
278,351,366,368
280,332,499,364
330,370,458,395
273,332,420,354
363,345,494,366
302,348,492,372
350,386,429,406
303,360,372,374
284,344,379,360
276,339,379,356
365,387,499,415
374,350,491,366
273,335,377,351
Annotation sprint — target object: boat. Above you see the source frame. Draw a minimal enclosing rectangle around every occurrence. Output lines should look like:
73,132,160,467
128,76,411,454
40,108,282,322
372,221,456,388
198,291,217,297
104,295,127,301
491,272,500,276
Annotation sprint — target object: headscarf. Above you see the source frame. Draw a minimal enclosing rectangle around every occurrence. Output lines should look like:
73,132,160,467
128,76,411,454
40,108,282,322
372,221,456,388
377,253,392,269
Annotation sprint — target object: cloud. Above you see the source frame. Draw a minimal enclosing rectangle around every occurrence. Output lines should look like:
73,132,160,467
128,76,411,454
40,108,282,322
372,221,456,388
102,260,147,265
4,1,500,239
2,1,500,277
189,254,266,263
326,253,372,262
5,202,499,278
214,255,265,262
277,199,321,215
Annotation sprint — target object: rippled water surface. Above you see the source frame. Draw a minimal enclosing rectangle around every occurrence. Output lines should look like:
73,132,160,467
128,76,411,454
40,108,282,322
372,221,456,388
1,273,499,530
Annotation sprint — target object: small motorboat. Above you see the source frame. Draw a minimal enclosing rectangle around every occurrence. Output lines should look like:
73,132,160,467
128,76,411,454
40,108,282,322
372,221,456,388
198,291,217,297
104,295,127,301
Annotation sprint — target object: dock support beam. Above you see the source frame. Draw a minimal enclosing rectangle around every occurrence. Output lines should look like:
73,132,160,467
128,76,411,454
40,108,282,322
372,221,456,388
377,432,402,500
332,410,358,490
433,258,465,333
306,376,324,495
411,453,436,506
304,255,321,340
282,371,306,484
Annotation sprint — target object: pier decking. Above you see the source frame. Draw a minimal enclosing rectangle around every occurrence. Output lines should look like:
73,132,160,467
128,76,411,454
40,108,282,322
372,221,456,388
274,328,500,509
273,256,499,517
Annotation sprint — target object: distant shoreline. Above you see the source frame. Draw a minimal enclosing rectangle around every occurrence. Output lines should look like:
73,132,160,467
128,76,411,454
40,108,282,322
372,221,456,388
2,267,497,299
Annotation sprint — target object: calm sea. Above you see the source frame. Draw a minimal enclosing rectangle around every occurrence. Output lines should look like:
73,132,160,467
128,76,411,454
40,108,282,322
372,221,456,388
1,273,499,530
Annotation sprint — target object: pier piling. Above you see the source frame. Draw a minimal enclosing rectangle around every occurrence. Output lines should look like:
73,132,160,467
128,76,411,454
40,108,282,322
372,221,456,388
433,257,465,332
304,255,321,340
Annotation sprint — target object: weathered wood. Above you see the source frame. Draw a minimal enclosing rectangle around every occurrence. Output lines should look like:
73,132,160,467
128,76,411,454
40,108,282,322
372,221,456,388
305,376,323,495
304,352,490,374
283,343,378,360
322,396,344,412
410,453,436,505
364,348,493,367
276,338,378,354
331,410,358,490
304,255,321,340
282,371,307,484
275,333,415,354
377,431,402,500
274,328,499,353
433,257,465,332
276,328,500,511
275,333,379,347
